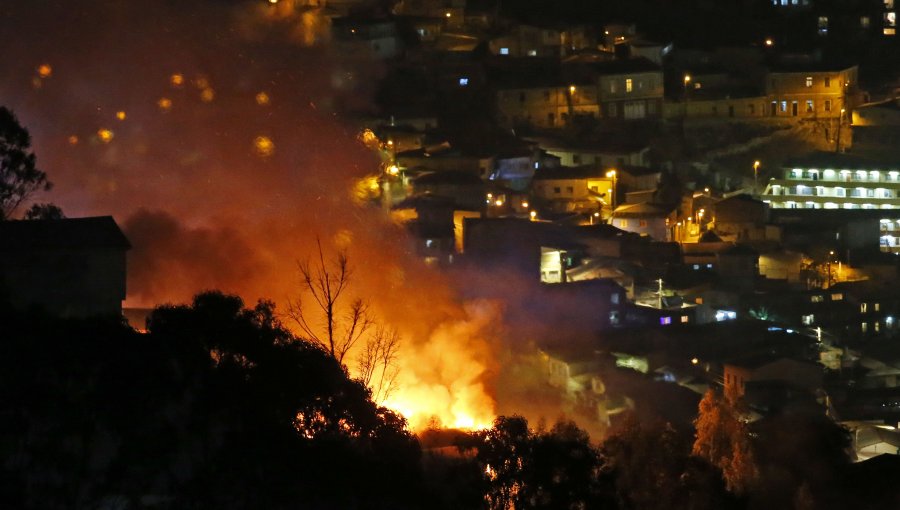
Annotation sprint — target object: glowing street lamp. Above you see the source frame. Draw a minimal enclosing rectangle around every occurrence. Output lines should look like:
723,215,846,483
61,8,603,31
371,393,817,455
605,169,617,209
529,210,537,221
753,160,761,194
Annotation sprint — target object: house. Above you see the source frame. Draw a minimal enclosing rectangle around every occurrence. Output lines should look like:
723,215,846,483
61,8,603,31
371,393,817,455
391,194,458,265
530,136,651,168
488,24,562,57
617,165,660,193
531,166,616,215
610,202,676,241
331,17,402,59
0,216,130,318
723,355,823,398
764,62,859,119
713,194,776,243
590,57,664,120
411,170,486,211
495,76,600,128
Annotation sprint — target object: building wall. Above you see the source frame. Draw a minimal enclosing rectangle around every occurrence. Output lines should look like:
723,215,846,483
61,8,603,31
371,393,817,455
0,247,127,317
496,86,600,127
610,216,669,241
765,67,857,119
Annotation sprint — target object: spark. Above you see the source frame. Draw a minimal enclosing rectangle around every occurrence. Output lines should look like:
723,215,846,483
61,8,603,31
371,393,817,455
37,64,52,78
170,73,184,87
116,111,127,121
255,92,270,105
200,88,215,103
68,135,79,145
157,97,173,112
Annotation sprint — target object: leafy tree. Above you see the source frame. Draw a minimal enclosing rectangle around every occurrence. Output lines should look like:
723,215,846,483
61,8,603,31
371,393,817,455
0,107,50,220
603,414,736,510
23,202,65,220
692,389,757,494
475,415,613,510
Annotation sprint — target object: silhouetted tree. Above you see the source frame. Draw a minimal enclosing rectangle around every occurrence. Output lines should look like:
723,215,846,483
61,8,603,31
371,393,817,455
603,414,738,510
288,238,400,402
475,415,613,510
0,107,50,220
1,292,423,509
23,202,65,220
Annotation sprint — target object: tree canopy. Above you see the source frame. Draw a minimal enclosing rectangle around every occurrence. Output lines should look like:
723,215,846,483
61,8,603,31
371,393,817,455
0,106,50,220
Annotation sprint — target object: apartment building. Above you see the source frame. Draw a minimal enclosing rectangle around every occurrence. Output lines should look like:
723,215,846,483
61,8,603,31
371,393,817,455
765,63,859,118
760,152,900,252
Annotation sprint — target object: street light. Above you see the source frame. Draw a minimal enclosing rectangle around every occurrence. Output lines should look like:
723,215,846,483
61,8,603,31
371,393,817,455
605,169,617,210
753,160,761,195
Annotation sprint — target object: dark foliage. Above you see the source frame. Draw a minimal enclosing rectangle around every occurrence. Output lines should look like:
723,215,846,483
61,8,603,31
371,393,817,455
23,202,65,220
0,291,421,509
0,106,50,220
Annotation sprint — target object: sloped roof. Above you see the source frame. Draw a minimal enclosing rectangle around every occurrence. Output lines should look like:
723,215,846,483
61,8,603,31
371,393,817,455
414,170,483,186
533,165,610,181
0,216,131,250
611,202,673,218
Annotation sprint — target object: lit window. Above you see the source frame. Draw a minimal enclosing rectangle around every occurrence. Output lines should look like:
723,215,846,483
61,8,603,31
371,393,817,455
802,314,815,325
611,293,620,304
459,77,469,86
861,16,870,28
887,12,897,27
811,295,824,303
660,317,672,325
693,264,700,270
876,303,881,311
625,78,633,93
887,28,897,35
500,47,509,55
806,76,813,87
806,100,814,112
527,49,537,56
681,316,689,323
862,322,868,333
861,302,868,313
818,16,829,35
780,101,787,112
832,293,843,301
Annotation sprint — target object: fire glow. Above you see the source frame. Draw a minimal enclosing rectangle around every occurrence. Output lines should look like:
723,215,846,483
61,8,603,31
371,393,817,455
0,0,500,433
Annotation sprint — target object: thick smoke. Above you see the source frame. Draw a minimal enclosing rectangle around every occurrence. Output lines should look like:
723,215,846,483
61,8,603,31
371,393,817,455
0,0,501,428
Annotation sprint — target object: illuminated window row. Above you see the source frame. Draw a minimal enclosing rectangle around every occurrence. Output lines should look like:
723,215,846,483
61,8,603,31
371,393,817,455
788,169,900,182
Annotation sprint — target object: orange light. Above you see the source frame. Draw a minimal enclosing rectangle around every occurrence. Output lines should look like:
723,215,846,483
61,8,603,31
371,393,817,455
97,128,114,144
255,92,270,105
67,135,79,145
200,88,215,103
157,97,173,112
170,73,184,87
116,111,126,121
253,135,275,157
37,64,52,78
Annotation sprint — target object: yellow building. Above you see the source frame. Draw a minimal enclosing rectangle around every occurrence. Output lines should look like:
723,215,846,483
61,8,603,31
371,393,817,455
765,63,859,119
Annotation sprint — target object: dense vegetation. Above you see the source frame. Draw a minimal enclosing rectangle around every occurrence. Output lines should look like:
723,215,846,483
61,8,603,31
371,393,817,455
0,291,891,509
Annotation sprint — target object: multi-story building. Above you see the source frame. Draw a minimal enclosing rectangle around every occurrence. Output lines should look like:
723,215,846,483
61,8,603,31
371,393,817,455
592,58,665,120
760,152,900,252
495,78,599,128
765,62,859,119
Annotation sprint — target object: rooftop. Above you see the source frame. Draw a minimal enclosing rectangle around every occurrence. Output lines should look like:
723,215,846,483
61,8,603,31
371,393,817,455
0,216,131,250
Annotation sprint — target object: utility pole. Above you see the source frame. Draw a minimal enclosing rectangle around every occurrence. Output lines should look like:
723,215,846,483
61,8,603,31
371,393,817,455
657,278,664,309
